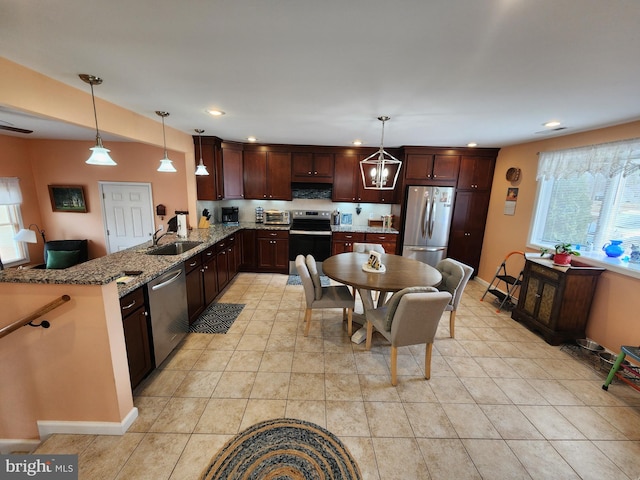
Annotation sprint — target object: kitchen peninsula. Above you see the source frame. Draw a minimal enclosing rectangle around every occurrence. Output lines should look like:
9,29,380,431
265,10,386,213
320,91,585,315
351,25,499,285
0,222,397,446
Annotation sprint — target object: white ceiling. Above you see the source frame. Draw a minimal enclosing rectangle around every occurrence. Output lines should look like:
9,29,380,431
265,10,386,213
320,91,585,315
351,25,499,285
1,0,639,147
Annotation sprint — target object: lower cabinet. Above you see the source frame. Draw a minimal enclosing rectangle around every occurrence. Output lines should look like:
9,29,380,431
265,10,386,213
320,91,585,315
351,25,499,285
240,229,257,271
365,233,398,255
120,287,153,388
331,232,365,254
257,230,289,273
511,259,604,345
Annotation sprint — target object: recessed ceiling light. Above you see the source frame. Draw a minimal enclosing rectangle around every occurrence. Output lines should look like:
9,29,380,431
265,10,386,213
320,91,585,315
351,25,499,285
247,136,257,142
467,142,478,147
543,120,561,127
353,140,363,146
206,109,225,117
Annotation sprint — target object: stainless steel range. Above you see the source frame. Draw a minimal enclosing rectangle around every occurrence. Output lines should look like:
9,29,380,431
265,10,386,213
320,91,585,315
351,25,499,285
289,210,332,274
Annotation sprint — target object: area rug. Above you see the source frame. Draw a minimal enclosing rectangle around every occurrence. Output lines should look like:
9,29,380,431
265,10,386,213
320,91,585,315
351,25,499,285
287,274,330,286
201,418,362,480
188,303,245,334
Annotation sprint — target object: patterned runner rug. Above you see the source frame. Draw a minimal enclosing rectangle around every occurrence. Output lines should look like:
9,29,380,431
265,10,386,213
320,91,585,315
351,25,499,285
287,274,330,286
201,418,362,480
188,303,245,334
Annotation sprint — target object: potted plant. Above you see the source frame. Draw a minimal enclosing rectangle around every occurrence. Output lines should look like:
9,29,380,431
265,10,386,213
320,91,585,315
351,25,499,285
540,243,581,266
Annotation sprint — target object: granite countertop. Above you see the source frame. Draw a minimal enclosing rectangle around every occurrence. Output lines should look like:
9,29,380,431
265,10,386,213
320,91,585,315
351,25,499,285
0,222,397,295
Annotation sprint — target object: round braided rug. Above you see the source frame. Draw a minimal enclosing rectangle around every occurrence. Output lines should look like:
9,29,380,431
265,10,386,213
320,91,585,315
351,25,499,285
200,418,362,480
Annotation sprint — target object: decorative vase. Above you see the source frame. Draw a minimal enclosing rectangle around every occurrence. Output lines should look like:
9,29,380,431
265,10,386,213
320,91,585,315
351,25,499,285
630,244,640,264
553,252,572,266
602,240,624,258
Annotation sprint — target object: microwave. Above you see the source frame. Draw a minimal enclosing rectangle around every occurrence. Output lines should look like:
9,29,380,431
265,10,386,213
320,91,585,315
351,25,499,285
264,210,290,225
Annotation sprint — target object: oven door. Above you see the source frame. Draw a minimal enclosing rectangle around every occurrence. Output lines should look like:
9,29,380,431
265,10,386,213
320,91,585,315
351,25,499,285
289,230,332,265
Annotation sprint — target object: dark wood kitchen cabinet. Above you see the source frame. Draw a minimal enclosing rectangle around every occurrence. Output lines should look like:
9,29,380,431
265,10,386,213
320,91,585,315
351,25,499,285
404,152,460,184
365,233,398,255
332,152,397,204
215,236,238,292
292,152,334,183
194,136,224,201
511,259,604,345
239,229,257,271
447,190,489,276
243,149,292,200
120,287,153,388
185,254,205,324
331,232,365,255
257,229,289,273
221,142,244,199
458,155,495,190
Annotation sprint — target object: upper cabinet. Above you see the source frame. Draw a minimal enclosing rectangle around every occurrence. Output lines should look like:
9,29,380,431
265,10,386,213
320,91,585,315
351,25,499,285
195,136,224,201
243,148,292,200
333,151,397,204
291,152,334,183
404,152,460,184
457,155,495,190
221,142,244,199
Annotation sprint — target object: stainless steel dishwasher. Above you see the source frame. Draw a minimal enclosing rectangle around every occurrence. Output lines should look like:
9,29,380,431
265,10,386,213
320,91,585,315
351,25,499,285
146,264,188,366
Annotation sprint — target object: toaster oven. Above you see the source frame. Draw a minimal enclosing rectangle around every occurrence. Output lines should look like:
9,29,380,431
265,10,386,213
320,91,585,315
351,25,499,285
264,210,290,225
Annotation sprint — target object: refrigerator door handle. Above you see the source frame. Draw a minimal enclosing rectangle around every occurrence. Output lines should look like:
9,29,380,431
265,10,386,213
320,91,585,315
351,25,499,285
421,195,429,239
406,246,446,252
427,196,436,238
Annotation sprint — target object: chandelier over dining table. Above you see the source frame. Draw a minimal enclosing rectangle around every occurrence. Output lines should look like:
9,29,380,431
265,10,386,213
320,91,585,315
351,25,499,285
359,116,402,190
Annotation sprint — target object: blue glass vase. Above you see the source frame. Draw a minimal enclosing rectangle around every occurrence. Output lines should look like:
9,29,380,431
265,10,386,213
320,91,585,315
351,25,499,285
602,240,624,258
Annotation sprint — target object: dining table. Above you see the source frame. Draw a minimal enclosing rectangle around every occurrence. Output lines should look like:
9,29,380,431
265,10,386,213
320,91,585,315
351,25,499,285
322,252,443,343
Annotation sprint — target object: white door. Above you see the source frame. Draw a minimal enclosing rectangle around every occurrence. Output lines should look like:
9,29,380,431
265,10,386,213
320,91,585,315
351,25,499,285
100,182,155,253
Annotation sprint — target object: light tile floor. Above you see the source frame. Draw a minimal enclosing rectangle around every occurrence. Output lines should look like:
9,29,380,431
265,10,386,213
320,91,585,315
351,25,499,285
35,273,640,479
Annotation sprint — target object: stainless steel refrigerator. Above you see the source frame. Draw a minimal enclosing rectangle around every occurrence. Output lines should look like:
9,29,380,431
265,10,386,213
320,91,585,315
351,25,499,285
402,185,455,267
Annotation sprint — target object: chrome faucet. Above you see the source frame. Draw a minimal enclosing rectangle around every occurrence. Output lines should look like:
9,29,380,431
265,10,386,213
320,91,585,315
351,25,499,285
152,227,170,246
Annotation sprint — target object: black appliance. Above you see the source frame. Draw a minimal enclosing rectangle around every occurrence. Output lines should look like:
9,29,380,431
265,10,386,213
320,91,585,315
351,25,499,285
221,206,239,225
289,210,332,274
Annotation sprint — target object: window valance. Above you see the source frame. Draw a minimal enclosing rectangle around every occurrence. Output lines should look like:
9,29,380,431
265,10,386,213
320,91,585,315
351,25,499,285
0,177,22,205
537,138,640,181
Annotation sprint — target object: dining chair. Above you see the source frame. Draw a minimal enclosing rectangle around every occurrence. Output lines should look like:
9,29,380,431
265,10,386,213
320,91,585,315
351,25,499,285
435,258,474,338
295,254,355,337
365,286,452,385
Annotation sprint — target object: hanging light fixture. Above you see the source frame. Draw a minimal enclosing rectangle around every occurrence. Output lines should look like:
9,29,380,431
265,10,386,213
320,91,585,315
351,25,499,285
194,129,209,176
79,74,116,166
155,111,177,172
359,116,402,190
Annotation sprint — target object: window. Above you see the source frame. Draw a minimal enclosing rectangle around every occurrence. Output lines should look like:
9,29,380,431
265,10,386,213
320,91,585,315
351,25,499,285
530,139,640,253
0,177,28,268
0,204,29,266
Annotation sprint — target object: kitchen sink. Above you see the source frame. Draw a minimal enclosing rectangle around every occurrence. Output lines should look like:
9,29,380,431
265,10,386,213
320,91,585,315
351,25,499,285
146,241,202,255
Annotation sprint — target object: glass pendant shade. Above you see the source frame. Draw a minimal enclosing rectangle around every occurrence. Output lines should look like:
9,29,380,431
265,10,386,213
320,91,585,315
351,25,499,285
79,74,116,166
156,111,176,173
359,116,402,190
194,129,209,176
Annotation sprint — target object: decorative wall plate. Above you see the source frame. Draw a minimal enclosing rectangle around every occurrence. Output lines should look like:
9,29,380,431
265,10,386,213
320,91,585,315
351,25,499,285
506,167,521,182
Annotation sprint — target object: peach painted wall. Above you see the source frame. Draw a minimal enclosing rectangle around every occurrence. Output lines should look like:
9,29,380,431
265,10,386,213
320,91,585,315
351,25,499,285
0,282,133,440
0,57,198,230
481,120,640,353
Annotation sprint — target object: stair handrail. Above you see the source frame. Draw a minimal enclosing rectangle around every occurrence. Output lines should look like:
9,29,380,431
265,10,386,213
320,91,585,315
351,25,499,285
0,295,70,339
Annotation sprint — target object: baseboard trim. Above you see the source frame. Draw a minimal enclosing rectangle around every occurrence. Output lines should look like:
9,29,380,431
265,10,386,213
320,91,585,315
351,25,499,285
0,439,41,454
37,407,138,441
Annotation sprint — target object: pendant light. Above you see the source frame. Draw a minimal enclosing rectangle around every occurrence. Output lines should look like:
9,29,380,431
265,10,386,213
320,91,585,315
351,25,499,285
194,129,209,176
359,116,402,190
156,111,177,172
79,74,116,166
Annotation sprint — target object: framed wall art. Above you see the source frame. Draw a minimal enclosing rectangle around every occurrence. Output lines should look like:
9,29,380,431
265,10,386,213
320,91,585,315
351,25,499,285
48,185,87,213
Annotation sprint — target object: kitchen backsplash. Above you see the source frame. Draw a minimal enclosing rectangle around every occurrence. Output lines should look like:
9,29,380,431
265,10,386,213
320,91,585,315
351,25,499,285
197,199,392,226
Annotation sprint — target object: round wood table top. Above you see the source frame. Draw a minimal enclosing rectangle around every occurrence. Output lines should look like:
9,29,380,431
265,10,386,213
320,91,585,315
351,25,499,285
323,252,442,292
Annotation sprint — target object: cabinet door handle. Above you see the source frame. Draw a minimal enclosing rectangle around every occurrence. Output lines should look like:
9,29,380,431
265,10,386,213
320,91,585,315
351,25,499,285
122,300,136,310
314,171,318,174
206,251,213,256
189,261,198,267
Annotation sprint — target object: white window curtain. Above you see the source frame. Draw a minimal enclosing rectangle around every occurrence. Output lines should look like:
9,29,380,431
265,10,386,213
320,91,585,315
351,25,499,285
0,177,23,205
537,138,640,181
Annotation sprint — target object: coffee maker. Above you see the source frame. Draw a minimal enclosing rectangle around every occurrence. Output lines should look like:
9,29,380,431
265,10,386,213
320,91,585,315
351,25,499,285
221,207,239,225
